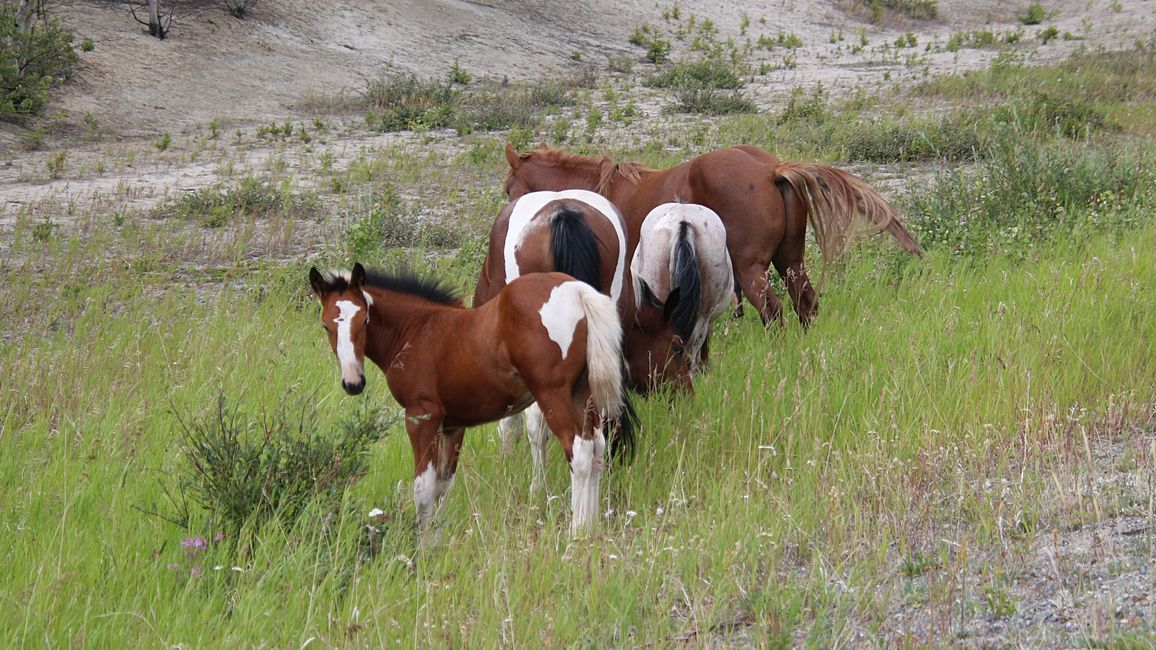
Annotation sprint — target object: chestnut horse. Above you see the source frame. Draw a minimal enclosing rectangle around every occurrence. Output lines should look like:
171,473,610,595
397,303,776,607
504,144,923,328
474,189,637,481
309,263,633,535
627,202,734,392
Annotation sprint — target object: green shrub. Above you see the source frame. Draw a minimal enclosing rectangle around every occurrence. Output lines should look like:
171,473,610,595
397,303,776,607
175,394,393,537
155,176,321,228
1,5,80,120
644,57,745,90
1019,3,1046,25
670,87,757,115
854,0,939,22
905,139,1155,256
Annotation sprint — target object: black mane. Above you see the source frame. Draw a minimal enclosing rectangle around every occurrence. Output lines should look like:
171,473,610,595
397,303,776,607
324,268,463,306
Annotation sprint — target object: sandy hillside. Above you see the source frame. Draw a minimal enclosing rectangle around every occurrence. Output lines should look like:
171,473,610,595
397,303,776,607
31,0,1156,137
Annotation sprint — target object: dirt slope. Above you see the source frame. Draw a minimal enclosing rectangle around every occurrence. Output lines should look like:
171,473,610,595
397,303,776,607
37,0,1156,137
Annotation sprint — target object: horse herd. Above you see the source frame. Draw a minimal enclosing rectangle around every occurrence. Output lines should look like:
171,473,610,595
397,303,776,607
308,144,923,535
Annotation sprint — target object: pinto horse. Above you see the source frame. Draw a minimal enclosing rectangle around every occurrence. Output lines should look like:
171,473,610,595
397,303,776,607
627,202,735,392
309,263,633,535
474,189,637,472
504,144,923,328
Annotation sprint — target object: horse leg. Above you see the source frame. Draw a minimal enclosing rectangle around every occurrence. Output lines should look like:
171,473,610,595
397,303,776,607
497,412,524,454
772,255,818,328
533,387,604,536
774,175,819,327
735,262,785,327
406,409,460,527
524,403,551,497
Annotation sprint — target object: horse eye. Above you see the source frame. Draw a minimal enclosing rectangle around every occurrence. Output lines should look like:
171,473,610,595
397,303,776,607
672,346,685,356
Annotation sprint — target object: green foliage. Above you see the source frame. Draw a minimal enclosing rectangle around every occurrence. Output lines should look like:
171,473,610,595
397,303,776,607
670,87,756,115
1039,26,1060,44
905,139,1155,256
629,22,672,63
175,394,393,536
363,72,576,134
854,0,939,22
154,176,321,228
154,132,172,151
1019,2,1047,25
0,5,80,120
645,57,745,90
45,149,67,178
448,58,471,84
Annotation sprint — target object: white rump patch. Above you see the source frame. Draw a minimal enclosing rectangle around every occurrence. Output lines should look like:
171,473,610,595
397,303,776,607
504,190,627,305
539,281,587,359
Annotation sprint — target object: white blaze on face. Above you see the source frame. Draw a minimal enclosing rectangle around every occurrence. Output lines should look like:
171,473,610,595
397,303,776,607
504,190,627,305
539,281,587,360
333,299,363,384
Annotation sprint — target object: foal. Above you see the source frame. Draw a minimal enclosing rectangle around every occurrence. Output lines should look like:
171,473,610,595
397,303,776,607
310,264,632,535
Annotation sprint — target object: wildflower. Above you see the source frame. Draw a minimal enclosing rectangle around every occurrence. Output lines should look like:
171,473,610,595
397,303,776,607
214,532,225,543
167,562,180,570
189,566,202,576
368,508,385,518
180,536,207,551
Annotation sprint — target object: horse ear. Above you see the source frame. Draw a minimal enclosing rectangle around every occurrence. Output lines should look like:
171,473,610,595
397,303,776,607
504,143,521,169
350,263,366,288
662,287,682,323
309,267,327,296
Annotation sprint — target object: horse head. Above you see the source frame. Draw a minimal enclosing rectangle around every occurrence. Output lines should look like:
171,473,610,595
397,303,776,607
624,282,694,395
309,263,372,395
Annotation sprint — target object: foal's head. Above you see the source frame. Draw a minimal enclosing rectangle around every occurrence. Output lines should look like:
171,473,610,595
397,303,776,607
309,263,373,396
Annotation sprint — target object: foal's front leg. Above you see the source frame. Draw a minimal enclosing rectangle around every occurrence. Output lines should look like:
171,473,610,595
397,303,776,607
406,408,463,527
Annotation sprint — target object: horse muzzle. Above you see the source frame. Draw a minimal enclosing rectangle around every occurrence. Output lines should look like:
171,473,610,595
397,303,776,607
342,375,366,395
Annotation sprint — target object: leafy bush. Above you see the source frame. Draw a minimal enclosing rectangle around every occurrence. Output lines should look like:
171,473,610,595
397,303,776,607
174,394,393,537
905,139,1155,256
670,87,757,115
644,57,745,90
852,0,939,22
363,73,575,134
154,176,321,227
1,4,80,120
1019,2,1046,25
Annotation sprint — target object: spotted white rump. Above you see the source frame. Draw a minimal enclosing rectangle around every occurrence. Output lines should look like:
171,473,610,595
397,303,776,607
630,202,735,365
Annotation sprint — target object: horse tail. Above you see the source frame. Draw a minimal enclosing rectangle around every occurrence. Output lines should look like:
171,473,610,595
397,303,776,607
668,221,702,345
575,284,637,462
774,162,924,270
550,206,603,291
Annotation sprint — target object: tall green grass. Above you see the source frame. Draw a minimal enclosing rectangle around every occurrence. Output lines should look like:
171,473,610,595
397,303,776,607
2,215,1153,645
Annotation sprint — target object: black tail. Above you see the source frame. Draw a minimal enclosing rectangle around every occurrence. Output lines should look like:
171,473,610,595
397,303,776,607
607,381,640,464
550,206,603,291
665,222,701,343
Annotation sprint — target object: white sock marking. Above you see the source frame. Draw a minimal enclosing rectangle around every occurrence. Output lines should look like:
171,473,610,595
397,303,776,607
569,431,606,536
413,461,438,524
525,404,551,497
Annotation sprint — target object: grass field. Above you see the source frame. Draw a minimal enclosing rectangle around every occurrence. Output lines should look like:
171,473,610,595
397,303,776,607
3,43,1155,648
